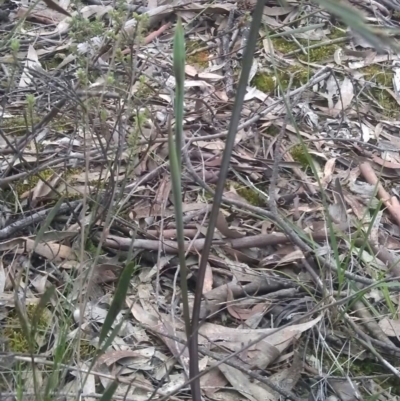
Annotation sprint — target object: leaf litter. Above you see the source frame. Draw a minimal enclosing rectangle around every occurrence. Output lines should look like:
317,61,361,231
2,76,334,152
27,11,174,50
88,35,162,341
1,0,400,400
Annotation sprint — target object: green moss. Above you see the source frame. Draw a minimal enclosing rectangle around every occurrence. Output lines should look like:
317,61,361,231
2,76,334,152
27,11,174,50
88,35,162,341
271,37,298,53
236,186,266,207
14,167,84,200
14,168,55,197
265,125,280,136
42,55,65,70
65,168,84,183
186,40,209,68
26,304,49,331
4,325,30,353
22,21,36,31
361,65,393,86
252,73,275,93
272,35,343,61
335,356,400,396
290,144,310,168
280,65,309,88
299,43,339,62
252,66,309,93
79,340,97,359
360,65,398,118
372,89,399,118
328,27,347,39
1,115,41,135
3,305,50,353
1,114,72,135
223,181,266,206
51,116,73,132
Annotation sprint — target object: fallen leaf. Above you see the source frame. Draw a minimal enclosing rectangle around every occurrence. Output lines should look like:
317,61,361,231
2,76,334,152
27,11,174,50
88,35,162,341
379,317,400,337
226,286,267,320
219,364,276,401
331,77,354,116
372,155,400,169
42,0,71,16
19,45,42,88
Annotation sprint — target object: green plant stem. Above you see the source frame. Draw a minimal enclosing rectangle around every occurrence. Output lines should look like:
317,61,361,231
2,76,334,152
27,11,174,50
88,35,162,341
171,18,191,341
188,1,265,400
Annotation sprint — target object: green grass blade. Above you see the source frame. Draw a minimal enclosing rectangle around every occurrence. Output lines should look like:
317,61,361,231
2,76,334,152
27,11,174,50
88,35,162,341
191,0,265,323
33,195,65,251
99,262,136,346
100,319,126,352
171,14,194,399
173,17,185,170
188,1,266,400
31,285,55,336
171,17,191,339
99,381,119,401
14,292,32,351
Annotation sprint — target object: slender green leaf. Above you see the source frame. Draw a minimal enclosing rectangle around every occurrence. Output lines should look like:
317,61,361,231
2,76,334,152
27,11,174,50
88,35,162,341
100,319,126,353
171,16,191,340
188,2,266,401
31,285,55,335
14,291,32,351
173,17,185,170
99,262,136,346
33,195,65,250
99,381,119,401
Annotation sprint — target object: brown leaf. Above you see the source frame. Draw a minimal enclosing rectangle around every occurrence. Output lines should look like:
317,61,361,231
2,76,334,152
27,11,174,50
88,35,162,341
372,155,400,169
218,364,277,401
16,6,67,24
216,212,244,239
226,286,267,321
92,263,122,284
321,158,336,186
31,173,61,207
42,0,71,17
26,239,76,262
200,368,228,397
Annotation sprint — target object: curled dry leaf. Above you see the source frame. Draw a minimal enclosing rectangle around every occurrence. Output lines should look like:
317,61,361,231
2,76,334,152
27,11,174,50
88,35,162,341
216,212,245,239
